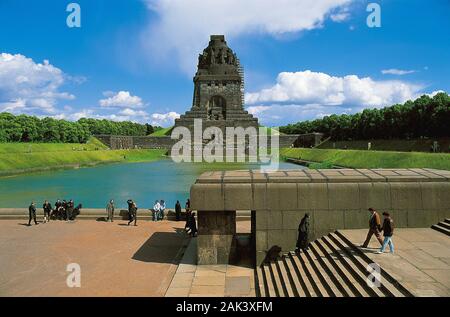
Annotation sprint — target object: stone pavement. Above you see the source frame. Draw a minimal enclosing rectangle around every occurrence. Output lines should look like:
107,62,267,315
165,220,255,297
165,239,256,297
341,228,450,297
0,219,189,296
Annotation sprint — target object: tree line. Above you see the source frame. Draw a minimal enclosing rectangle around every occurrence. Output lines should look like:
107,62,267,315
279,92,450,140
0,113,158,143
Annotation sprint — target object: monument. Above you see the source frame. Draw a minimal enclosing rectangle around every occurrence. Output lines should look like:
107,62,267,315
174,35,259,134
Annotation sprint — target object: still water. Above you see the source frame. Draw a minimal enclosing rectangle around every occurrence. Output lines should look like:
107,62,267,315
0,160,303,209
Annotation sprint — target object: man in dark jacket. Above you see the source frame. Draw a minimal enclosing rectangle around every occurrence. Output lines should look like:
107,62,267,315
377,212,395,254
28,202,38,226
66,199,74,221
54,199,62,220
188,212,197,237
43,200,52,223
295,213,310,254
127,201,138,226
361,208,384,248
175,200,182,221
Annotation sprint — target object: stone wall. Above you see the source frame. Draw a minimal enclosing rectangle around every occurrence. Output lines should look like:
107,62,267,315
95,134,316,150
190,168,450,266
95,135,176,150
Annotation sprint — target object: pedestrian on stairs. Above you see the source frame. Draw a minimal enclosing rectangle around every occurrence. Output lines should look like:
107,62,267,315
295,213,310,254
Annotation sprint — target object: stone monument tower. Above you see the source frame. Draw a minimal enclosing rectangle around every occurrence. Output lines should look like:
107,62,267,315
174,35,258,134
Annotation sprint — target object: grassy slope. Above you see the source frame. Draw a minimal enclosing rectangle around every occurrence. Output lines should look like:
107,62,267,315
0,137,108,154
0,139,167,175
150,127,173,137
281,148,450,170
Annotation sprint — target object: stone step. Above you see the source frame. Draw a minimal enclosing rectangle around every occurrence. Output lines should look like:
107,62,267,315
293,251,326,296
255,267,267,297
444,219,450,225
273,259,294,297
302,249,338,297
308,242,353,297
268,262,283,297
328,232,400,297
437,221,450,230
285,253,311,297
431,224,450,236
333,231,413,297
315,237,368,297
321,235,380,297
288,252,316,296
326,233,389,297
280,256,300,297
256,231,413,297
261,264,277,297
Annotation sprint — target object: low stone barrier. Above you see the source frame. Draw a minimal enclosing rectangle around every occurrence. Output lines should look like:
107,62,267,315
0,208,251,221
190,168,450,266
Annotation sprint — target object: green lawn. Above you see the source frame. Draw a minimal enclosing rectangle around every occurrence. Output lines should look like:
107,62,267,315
281,148,450,171
0,137,108,154
150,127,173,137
0,140,167,176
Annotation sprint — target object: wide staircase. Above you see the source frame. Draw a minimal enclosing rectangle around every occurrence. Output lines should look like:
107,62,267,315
431,219,450,236
255,231,414,297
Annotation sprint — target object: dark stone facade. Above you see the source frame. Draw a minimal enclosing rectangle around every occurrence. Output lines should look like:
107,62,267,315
174,35,258,135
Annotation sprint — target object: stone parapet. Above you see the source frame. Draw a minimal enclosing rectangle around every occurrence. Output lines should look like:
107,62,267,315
191,168,450,265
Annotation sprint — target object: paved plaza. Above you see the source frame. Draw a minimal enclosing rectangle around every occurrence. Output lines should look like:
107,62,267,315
342,228,450,297
0,219,189,296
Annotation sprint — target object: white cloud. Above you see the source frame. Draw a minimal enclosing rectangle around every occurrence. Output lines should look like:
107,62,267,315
141,0,352,73
99,91,144,108
245,70,423,108
381,69,416,76
330,7,350,22
426,90,445,98
151,111,180,127
0,53,74,114
247,103,348,126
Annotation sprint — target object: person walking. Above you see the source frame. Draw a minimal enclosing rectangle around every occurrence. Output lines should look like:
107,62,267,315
28,202,38,226
43,200,52,223
106,199,115,222
66,199,74,222
295,213,310,254
159,200,166,221
361,208,384,248
184,199,191,232
175,200,182,221
128,202,138,226
153,200,160,222
54,199,62,220
377,212,395,254
188,212,198,237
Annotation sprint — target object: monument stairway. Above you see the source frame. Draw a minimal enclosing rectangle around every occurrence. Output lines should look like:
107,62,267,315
431,219,450,236
255,231,414,297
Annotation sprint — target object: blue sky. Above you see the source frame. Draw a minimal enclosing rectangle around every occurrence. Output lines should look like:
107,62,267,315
0,0,449,127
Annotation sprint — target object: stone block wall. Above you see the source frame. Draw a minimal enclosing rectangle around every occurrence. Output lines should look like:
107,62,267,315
197,210,237,265
191,168,450,266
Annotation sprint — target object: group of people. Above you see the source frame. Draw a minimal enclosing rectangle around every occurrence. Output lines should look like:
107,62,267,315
152,200,166,221
361,207,395,254
27,199,82,226
294,207,395,255
103,198,197,235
